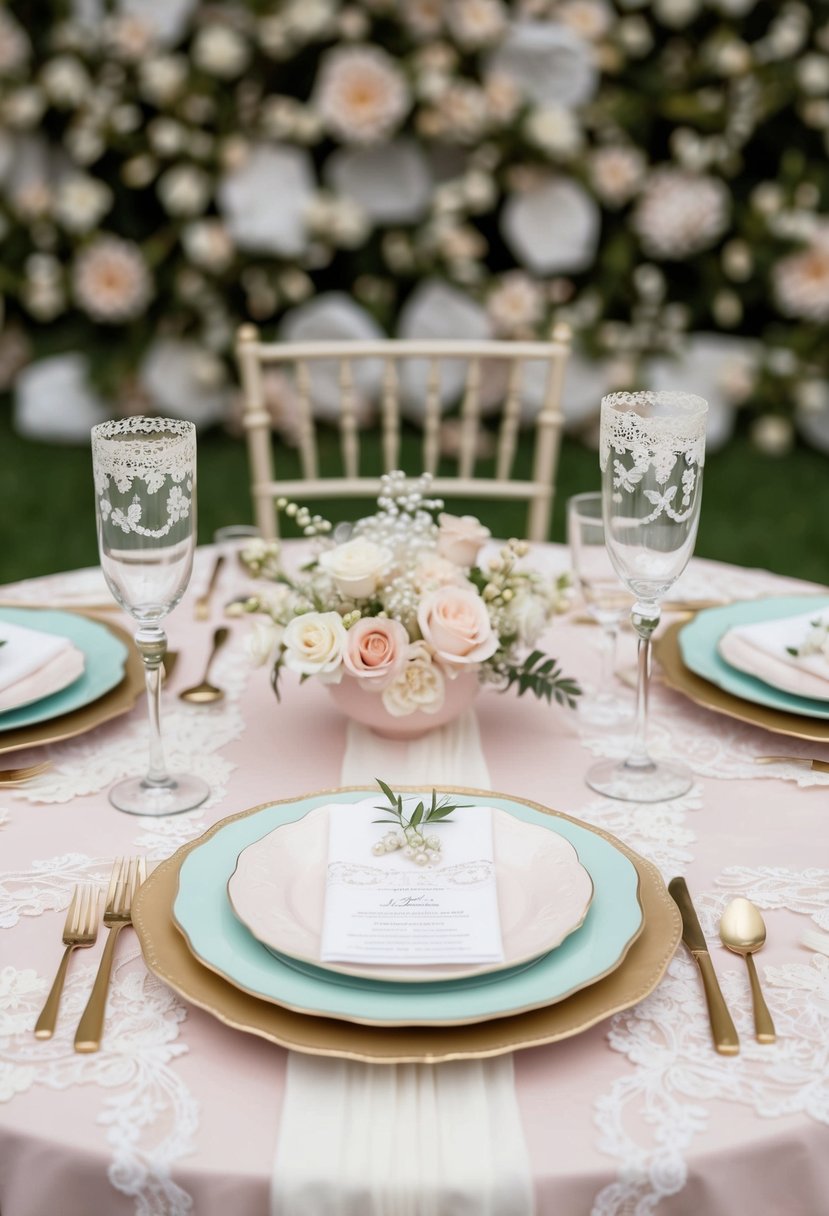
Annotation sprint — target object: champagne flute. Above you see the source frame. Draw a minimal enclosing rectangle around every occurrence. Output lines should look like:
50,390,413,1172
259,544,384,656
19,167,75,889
586,391,708,802
567,492,633,727
91,417,209,816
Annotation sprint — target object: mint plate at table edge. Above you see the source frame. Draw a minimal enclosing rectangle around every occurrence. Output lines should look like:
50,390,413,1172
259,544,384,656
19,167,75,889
678,595,829,721
0,607,128,732
172,789,645,1028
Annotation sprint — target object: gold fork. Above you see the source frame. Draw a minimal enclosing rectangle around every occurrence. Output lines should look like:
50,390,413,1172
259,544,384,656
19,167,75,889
34,884,100,1039
74,857,146,1053
0,761,52,785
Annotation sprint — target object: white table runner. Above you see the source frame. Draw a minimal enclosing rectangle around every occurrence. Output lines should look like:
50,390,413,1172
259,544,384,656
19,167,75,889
271,710,534,1216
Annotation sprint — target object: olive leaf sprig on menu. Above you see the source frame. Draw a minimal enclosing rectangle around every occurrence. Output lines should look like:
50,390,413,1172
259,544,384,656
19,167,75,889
371,778,470,866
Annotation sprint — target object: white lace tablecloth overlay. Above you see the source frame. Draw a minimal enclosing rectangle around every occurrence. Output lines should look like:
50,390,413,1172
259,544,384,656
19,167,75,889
1,951,196,1215
589,869,829,1216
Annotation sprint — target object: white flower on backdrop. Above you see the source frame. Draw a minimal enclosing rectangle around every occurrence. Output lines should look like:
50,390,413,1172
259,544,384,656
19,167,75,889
71,0,197,46
501,175,600,274
313,45,411,145
632,168,731,260
218,144,315,257
279,293,384,422
14,354,108,443
72,235,152,323
325,140,433,223
0,8,30,73
646,333,759,451
773,233,829,322
140,339,230,428
396,280,494,420
486,20,598,108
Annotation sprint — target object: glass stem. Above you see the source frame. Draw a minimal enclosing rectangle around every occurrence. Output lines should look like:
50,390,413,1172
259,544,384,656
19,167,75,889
627,600,661,771
135,624,171,788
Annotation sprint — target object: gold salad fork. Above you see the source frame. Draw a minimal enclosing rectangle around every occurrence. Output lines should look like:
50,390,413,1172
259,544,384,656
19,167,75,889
34,884,100,1039
74,857,146,1053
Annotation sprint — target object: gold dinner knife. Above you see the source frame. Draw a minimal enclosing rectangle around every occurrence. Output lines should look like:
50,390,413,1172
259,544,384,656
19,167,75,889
755,756,829,774
668,877,740,1056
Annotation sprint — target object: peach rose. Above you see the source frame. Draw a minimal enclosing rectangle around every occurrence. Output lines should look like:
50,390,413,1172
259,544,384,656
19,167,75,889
417,586,498,671
343,616,409,690
436,512,491,567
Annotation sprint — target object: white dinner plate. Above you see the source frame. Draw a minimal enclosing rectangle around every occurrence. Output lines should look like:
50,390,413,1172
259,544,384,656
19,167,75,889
227,804,595,983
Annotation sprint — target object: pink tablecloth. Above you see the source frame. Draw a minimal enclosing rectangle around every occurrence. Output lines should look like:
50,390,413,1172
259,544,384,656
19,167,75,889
1,548,829,1216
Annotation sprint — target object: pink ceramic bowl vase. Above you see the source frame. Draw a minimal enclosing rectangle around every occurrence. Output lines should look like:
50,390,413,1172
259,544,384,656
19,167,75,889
327,669,480,740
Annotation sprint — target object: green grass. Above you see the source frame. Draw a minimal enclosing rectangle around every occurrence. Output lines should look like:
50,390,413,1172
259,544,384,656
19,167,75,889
0,403,827,587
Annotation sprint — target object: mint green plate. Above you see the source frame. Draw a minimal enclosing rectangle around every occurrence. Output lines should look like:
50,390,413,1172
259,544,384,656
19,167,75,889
174,790,644,1027
0,608,128,732
679,596,829,721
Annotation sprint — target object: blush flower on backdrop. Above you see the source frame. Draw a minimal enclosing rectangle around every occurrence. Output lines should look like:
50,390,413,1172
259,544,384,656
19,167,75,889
2,0,829,454
236,471,579,720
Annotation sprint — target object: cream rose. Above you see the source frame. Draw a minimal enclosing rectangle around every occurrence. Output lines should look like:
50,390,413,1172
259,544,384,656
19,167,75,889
318,537,391,599
382,641,446,717
413,552,470,593
343,616,408,690
436,512,491,567
417,586,498,671
282,611,347,682
245,620,283,666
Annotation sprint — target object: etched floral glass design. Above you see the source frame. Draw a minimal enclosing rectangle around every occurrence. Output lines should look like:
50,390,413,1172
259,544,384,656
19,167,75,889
586,390,708,803
91,417,209,817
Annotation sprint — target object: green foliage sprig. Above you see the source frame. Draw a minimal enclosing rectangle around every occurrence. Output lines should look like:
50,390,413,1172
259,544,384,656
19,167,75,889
497,651,582,709
371,779,471,864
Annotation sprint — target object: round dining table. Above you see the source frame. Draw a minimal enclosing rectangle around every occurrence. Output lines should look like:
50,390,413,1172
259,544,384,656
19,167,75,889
1,545,828,1216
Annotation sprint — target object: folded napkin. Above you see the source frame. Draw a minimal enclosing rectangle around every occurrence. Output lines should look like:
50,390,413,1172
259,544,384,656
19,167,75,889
718,609,829,702
321,798,504,966
0,621,78,710
0,647,85,714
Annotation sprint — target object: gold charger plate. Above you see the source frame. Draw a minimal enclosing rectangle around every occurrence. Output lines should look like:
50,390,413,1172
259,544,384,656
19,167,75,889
655,621,829,744
0,611,143,757
133,790,680,1063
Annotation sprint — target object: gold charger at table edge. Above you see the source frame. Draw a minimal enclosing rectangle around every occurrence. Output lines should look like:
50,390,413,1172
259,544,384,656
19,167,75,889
132,787,681,1063
0,609,144,757
655,621,829,744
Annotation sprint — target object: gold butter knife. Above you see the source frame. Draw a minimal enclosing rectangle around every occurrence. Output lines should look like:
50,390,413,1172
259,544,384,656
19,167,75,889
668,877,740,1056
755,756,829,774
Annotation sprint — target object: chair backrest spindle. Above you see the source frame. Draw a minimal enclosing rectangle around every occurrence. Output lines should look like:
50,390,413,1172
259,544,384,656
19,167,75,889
459,358,481,479
422,358,442,476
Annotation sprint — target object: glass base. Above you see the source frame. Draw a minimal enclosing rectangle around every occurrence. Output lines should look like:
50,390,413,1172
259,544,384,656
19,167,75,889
585,757,693,803
108,773,210,817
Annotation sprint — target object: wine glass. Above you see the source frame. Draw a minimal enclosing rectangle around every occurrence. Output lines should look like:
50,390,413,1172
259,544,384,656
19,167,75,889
91,417,209,816
585,390,708,802
567,492,633,727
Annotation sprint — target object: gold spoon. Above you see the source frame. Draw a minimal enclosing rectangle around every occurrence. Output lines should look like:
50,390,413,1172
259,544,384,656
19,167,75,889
719,898,776,1044
178,627,230,705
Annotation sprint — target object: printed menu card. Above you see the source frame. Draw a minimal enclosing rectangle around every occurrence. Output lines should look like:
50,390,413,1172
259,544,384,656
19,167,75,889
320,798,504,966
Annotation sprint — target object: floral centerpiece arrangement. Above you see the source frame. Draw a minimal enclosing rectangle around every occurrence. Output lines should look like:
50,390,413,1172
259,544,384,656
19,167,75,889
239,471,579,726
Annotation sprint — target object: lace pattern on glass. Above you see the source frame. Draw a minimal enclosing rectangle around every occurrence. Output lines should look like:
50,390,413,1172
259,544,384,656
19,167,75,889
600,392,708,525
92,417,195,540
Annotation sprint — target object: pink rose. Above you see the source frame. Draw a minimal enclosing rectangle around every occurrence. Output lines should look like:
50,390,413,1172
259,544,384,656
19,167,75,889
417,586,498,671
436,512,491,567
343,616,409,690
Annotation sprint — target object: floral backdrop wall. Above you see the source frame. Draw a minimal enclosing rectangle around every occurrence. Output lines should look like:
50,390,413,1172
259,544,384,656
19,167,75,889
2,0,829,456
